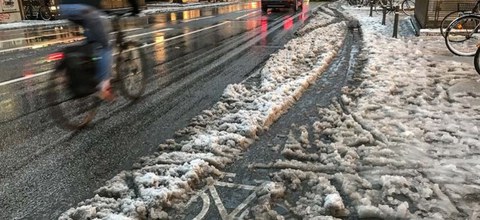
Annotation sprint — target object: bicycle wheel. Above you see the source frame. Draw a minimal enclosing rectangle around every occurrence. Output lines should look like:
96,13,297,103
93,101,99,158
47,61,100,130
378,0,390,8
115,41,147,100
39,6,51,20
24,6,35,20
401,0,414,16
474,47,480,75
445,15,480,56
440,11,468,38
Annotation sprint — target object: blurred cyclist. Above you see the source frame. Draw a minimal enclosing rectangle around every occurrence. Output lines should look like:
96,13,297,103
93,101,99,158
59,0,140,101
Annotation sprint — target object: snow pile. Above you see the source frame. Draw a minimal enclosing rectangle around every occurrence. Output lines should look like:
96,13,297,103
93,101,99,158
59,5,347,220
60,159,221,219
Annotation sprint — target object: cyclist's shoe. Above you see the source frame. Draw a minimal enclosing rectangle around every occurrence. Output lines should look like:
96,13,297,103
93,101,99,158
98,80,116,102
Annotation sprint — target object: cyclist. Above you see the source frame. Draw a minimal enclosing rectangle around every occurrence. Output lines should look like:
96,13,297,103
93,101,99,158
59,0,139,101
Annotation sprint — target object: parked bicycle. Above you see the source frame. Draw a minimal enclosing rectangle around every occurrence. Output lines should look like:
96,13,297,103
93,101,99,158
400,0,415,16
440,1,480,38
443,13,480,56
46,12,147,130
23,0,51,20
473,44,480,75
348,0,414,16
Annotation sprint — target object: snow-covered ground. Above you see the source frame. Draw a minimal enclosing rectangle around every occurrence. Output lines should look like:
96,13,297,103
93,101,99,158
55,1,480,219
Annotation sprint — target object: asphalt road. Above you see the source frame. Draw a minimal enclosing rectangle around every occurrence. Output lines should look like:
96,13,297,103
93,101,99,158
0,2,322,219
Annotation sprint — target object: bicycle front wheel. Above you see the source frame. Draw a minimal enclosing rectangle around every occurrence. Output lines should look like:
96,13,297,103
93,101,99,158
401,0,415,16
445,15,480,56
47,62,100,130
116,41,147,100
474,47,480,75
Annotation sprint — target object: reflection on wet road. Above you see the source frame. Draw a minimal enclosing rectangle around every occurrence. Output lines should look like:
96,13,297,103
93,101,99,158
0,1,319,219
0,2,261,52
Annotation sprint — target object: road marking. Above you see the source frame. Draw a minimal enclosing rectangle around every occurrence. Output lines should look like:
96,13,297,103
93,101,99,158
224,172,236,178
215,181,256,190
192,192,210,220
181,16,215,23
125,28,173,39
0,70,50,86
209,185,229,220
187,179,271,219
235,11,260,20
229,184,263,218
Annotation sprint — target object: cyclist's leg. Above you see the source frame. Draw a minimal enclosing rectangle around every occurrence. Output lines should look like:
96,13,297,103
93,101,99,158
81,9,114,100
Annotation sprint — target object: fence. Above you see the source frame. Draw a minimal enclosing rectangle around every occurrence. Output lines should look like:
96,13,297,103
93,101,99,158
415,0,477,28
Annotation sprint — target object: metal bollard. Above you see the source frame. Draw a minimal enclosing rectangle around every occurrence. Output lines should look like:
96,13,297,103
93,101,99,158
382,7,386,25
393,6,399,38
370,0,373,17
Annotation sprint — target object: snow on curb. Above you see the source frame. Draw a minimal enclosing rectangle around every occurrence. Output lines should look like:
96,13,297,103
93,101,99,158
59,6,347,220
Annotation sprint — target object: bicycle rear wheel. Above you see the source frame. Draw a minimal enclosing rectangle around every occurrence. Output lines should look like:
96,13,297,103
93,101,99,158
47,62,100,130
115,41,147,100
445,15,480,56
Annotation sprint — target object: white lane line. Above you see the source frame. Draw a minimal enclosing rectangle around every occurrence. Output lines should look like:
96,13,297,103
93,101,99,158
223,172,236,178
125,28,173,39
0,21,230,87
0,70,51,86
235,11,260,20
181,16,215,23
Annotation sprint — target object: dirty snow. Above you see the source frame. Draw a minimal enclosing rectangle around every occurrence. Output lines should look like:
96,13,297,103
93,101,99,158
60,0,480,219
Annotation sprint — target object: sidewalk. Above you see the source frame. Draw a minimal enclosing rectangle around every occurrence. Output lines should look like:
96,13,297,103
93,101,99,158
54,1,480,219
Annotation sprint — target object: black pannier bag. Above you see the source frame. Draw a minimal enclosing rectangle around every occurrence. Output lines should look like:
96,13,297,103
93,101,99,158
63,43,100,98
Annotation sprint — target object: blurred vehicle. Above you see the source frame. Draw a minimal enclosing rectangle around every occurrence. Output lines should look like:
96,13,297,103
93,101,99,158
261,0,302,13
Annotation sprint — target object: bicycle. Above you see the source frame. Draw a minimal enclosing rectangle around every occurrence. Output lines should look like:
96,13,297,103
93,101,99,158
444,14,480,56
23,0,51,20
400,0,414,16
440,1,480,38
380,0,414,15
46,12,147,130
473,44,480,75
